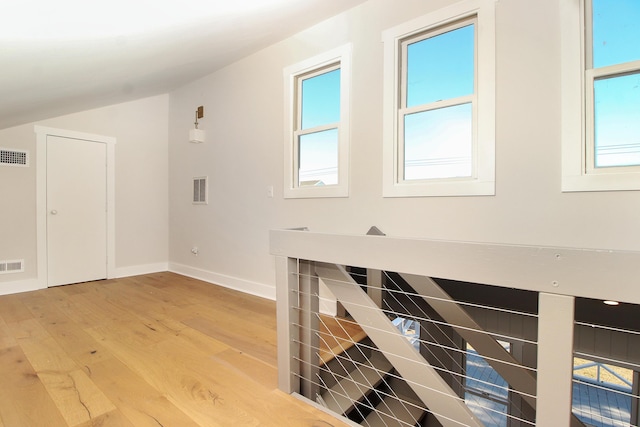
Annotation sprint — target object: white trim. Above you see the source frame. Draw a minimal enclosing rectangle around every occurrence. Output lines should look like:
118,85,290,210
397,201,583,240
0,278,44,296
115,263,169,278
537,294,575,426
168,263,336,315
560,0,640,192
34,126,116,145
169,262,276,301
34,126,116,288
283,44,351,199
382,0,496,197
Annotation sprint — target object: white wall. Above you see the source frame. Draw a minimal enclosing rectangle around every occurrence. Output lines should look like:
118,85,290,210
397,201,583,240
2,0,635,298
0,95,169,292
167,0,640,300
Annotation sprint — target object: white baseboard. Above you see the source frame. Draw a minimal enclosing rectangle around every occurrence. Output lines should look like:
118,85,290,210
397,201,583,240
169,263,337,315
169,262,276,301
0,262,169,296
115,262,169,278
0,278,45,296
0,262,338,316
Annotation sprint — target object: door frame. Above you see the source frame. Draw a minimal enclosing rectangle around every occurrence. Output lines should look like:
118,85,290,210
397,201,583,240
35,126,116,287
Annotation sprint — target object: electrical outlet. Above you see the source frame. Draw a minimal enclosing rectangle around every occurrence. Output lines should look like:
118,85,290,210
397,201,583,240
267,185,274,198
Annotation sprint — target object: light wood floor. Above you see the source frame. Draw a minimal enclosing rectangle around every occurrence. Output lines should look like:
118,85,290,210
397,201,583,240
0,272,348,427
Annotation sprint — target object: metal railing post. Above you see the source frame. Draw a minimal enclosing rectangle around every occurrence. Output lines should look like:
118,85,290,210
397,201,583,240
299,260,320,400
366,226,386,309
537,293,576,426
276,255,300,394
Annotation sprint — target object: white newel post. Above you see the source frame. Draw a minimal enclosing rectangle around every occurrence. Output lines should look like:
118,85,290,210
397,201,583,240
537,292,575,426
276,256,300,394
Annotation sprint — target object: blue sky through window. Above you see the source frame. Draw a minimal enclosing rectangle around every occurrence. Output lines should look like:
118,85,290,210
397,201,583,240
298,67,341,186
298,129,338,186
594,72,640,167
403,22,475,181
592,0,640,68
591,1,640,168
406,24,474,107
301,68,340,129
404,104,472,179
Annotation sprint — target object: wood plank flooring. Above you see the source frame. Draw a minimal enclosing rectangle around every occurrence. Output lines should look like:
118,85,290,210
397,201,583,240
0,272,348,427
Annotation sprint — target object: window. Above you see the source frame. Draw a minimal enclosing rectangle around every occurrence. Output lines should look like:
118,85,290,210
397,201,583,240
391,316,420,350
382,0,496,197
561,0,640,191
464,341,510,426
403,20,475,181
572,356,635,426
283,45,351,198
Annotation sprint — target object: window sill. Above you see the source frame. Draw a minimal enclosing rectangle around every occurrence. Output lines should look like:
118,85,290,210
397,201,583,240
383,178,494,198
284,185,349,199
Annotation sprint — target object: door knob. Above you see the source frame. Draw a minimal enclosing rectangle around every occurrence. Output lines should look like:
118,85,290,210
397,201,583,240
50,210,58,215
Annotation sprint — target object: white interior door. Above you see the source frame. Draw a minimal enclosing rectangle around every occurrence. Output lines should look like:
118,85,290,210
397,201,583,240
46,135,107,286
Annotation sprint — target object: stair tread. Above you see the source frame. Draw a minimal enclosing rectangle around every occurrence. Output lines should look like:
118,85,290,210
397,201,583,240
364,394,425,427
320,354,393,415
319,315,368,365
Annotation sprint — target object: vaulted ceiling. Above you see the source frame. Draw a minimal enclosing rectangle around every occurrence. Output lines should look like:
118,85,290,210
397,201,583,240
0,0,366,130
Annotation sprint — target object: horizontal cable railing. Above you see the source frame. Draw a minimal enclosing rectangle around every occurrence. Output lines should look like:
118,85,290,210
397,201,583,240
292,266,539,426
271,228,640,427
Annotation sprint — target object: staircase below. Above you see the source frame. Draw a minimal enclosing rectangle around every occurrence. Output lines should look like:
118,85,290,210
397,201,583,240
317,315,428,426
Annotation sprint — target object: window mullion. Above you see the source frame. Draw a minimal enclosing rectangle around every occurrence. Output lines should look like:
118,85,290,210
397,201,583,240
397,109,406,183
295,76,304,133
300,62,340,81
401,94,475,117
296,122,340,137
584,68,596,173
405,15,478,46
591,60,640,79
584,0,594,71
400,40,409,110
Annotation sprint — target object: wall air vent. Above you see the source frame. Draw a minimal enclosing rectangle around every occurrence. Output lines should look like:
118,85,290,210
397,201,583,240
0,259,24,274
193,176,208,204
0,148,29,167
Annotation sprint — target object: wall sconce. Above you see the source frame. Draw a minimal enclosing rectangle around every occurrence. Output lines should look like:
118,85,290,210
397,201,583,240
189,106,205,143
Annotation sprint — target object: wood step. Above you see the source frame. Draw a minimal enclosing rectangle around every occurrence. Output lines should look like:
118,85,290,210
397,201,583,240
320,354,393,416
364,394,425,427
318,315,368,365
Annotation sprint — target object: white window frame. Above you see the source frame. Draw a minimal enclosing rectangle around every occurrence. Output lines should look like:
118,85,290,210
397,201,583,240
283,44,351,199
382,0,496,197
561,0,640,192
